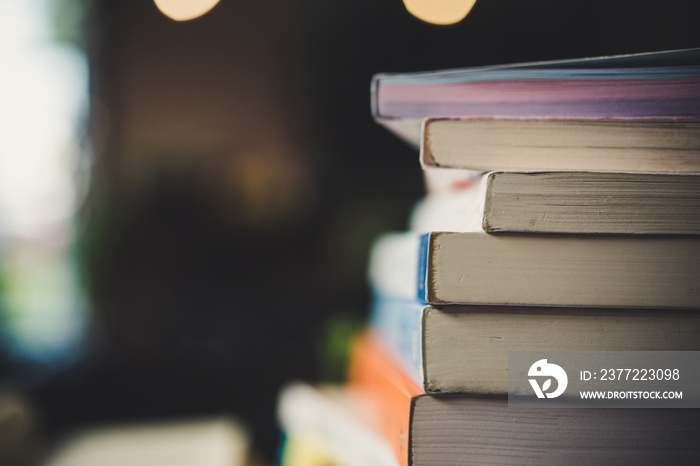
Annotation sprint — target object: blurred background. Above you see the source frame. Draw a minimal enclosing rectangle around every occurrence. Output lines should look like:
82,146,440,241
1,0,699,464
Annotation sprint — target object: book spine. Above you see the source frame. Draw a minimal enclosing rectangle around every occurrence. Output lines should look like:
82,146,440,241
348,332,424,466
370,74,381,118
417,233,430,303
369,295,425,386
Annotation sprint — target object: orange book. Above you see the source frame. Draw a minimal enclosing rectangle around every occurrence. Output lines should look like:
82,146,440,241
347,331,422,466
347,331,700,466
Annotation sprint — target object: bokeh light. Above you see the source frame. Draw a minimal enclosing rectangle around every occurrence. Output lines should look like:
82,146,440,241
153,0,222,21
403,0,478,25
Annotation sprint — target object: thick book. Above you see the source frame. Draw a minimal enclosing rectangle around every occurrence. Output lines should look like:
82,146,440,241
370,296,700,394
371,48,700,148
277,383,398,466
368,232,700,308
410,171,700,234
349,332,700,466
421,117,700,173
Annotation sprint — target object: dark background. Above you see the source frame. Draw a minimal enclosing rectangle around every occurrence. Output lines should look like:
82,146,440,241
3,0,700,462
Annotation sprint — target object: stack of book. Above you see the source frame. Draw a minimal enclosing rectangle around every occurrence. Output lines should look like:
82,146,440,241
278,49,700,465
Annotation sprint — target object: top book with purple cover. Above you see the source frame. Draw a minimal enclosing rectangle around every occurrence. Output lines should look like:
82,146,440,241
371,48,700,147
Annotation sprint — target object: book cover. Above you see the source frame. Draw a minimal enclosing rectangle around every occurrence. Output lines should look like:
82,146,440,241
371,48,700,147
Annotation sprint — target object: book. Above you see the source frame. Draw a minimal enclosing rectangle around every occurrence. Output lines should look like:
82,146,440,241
421,117,700,173
45,417,250,466
349,331,700,466
370,296,700,394
371,48,700,148
368,232,700,308
277,383,398,466
410,171,700,234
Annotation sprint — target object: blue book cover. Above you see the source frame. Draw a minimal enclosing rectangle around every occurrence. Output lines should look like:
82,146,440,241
368,293,425,385
367,232,431,305
416,234,430,304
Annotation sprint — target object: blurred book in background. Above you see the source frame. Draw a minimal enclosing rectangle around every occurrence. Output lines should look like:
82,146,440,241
45,417,252,466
